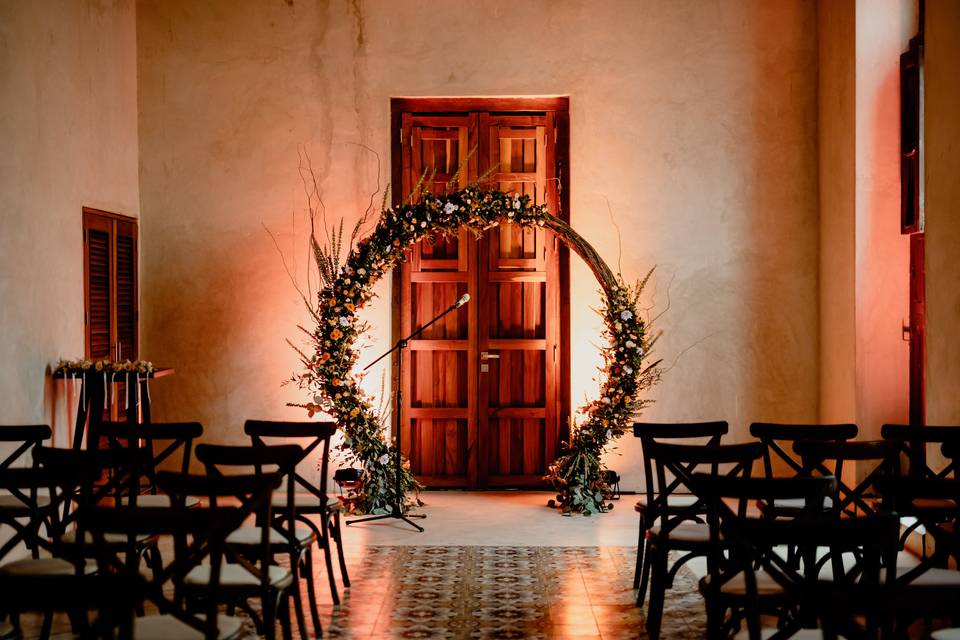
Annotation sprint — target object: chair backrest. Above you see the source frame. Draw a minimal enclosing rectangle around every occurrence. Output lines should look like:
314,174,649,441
84,471,280,640
694,473,898,640
633,421,728,506
99,421,203,492
881,424,960,478
244,420,338,508
792,439,900,517
749,422,858,479
643,440,765,533
0,424,51,469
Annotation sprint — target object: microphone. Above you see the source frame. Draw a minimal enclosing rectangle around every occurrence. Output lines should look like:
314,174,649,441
455,293,471,308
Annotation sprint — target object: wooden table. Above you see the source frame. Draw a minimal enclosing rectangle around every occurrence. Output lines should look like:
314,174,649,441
52,367,174,450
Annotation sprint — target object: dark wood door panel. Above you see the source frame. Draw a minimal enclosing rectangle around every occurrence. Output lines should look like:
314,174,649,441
395,102,566,489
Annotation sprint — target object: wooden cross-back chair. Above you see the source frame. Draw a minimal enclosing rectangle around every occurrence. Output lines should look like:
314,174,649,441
98,420,203,508
793,439,900,518
881,425,960,550
874,475,960,633
194,443,309,640
0,425,52,559
0,451,133,639
79,471,282,640
695,473,898,640
631,421,728,603
32,446,166,593
749,422,858,518
641,440,765,639
244,419,350,606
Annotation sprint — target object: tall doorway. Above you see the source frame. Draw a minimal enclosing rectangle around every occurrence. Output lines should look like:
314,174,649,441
391,97,571,489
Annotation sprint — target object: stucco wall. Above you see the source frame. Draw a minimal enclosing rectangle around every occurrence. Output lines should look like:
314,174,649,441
818,0,857,426
136,0,821,488
925,0,960,429
0,0,140,445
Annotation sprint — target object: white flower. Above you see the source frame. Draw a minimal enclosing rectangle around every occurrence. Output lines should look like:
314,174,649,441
443,202,456,215
620,310,633,321
605,430,612,440
339,317,349,326
420,221,427,227
378,454,390,465
602,397,611,404
513,197,521,210
624,365,634,374
357,268,366,275
625,340,636,349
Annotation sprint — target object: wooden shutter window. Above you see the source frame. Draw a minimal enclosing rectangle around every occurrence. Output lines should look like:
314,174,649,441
83,209,138,362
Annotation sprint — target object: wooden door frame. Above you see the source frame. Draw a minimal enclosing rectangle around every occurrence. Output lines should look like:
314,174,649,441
389,97,571,488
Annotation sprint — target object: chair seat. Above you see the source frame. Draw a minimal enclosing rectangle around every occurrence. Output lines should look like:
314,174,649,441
184,562,293,590
911,497,957,510
117,494,201,508
58,530,155,546
635,495,700,512
760,496,834,511
271,492,340,510
733,629,839,639
226,525,315,547
649,522,712,544
0,557,97,577
932,629,960,639
0,494,50,513
134,614,243,640
702,569,785,596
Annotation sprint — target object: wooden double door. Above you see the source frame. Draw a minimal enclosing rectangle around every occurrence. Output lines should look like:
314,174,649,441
391,98,570,489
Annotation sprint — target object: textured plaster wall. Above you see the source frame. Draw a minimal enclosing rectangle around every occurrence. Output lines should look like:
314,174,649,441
0,0,140,445
853,0,914,440
817,0,914,446
925,0,960,429
818,0,857,426
136,0,820,488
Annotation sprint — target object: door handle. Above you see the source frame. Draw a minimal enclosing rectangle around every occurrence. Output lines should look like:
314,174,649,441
480,352,500,360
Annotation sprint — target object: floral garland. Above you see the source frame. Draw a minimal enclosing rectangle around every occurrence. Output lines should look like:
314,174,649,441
288,186,660,515
55,358,156,374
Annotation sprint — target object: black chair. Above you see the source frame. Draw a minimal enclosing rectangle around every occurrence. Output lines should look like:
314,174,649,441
793,439,900,517
0,450,131,639
641,440,765,639
749,422,858,518
874,476,960,634
81,471,282,640
695,473,899,640
195,443,309,640
245,419,350,606
880,424,960,479
0,425,52,559
632,421,728,603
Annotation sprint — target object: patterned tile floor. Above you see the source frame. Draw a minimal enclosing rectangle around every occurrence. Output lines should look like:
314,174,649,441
321,546,704,639
12,546,704,639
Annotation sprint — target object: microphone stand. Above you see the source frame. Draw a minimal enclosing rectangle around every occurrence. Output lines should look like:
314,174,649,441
347,295,469,531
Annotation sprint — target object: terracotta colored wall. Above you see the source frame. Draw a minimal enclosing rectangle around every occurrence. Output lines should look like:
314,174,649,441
925,0,960,430
0,0,140,446
136,0,821,487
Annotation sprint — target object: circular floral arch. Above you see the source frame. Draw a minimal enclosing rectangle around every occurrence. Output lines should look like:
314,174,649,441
291,187,659,515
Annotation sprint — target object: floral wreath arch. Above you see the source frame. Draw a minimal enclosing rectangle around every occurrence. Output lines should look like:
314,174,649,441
289,187,660,515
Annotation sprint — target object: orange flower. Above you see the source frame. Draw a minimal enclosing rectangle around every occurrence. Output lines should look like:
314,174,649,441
344,302,355,312
330,328,343,340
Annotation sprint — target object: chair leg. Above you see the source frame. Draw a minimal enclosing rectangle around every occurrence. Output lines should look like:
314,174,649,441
637,540,653,606
263,592,278,640
304,545,324,638
320,515,340,606
290,554,309,640
332,511,350,588
39,610,53,640
633,517,646,588
645,545,668,640
279,594,293,640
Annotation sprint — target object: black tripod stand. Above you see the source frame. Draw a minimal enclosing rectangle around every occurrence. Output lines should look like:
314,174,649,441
347,293,471,531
